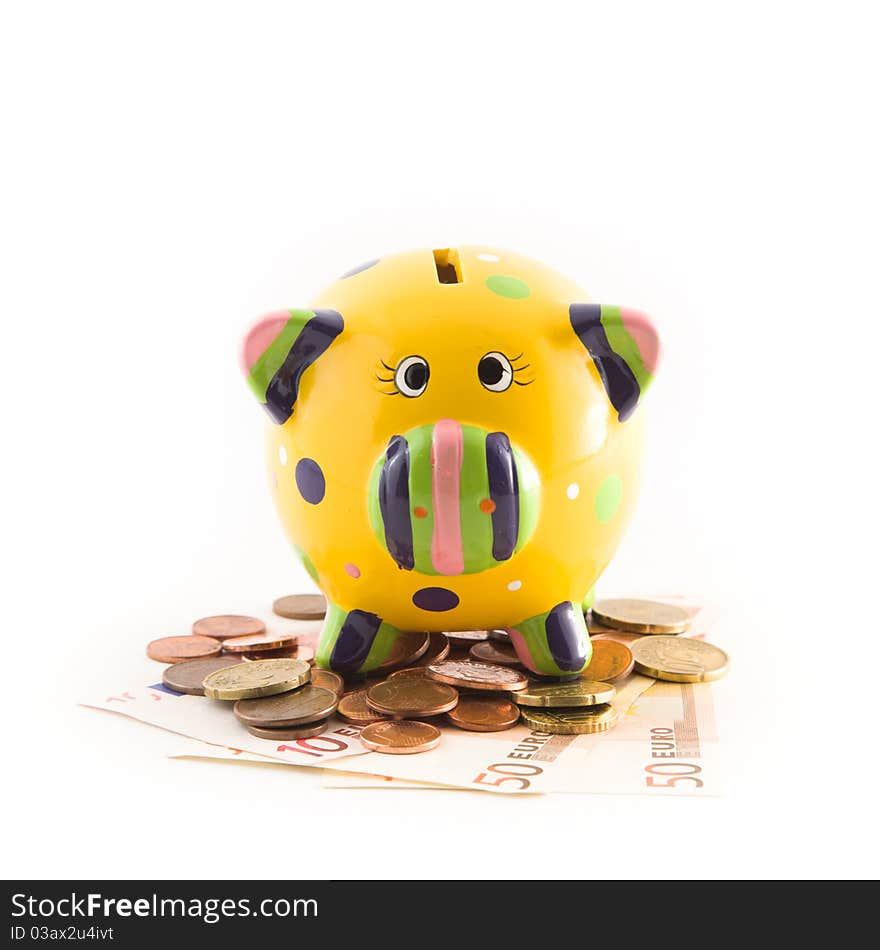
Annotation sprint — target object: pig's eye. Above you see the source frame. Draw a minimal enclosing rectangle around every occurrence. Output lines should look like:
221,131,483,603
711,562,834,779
395,355,430,398
478,352,513,393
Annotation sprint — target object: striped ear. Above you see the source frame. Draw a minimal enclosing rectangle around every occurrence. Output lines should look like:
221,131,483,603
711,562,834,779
569,304,660,421
240,308,343,424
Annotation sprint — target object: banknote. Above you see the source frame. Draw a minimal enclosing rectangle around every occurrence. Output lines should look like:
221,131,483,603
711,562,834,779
168,676,721,796
81,682,372,768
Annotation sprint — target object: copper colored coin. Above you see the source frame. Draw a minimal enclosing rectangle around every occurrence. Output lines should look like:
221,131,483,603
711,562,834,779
415,632,451,666
387,666,432,681
583,639,635,682
469,640,524,668
147,635,221,664
366,678,459,718
446,696,520,732
222,630,299,653
427,659,529,692
376,631,431,672
246,720,329,740
161,655,243,695
337,690,389,725
234,685,338,727
309,668,345,697
359,720,442,754
272,594,327,620
191,615,266,640
240,645,315,664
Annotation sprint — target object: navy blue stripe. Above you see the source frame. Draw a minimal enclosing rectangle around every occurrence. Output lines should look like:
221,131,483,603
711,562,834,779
485,431,519,562
263,309,344,424
569,303,640,421
545,602,588,672
378,435,415,570
329,610,382,673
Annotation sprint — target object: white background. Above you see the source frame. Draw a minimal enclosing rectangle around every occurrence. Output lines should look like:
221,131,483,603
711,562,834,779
2,1,878,879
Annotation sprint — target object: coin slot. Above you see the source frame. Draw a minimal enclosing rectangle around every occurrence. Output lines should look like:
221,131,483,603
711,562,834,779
433,248,463,284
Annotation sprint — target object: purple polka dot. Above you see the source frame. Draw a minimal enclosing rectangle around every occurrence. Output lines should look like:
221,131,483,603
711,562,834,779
295,458,325,505
340,258,379,279
412,587,460,612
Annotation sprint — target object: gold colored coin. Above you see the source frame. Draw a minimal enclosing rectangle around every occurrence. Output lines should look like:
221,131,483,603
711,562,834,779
272,594,327,620
366,678,459,717
201,658,310,700
631,636,729,682
444,630,491,643
359,720,442,754
520,704,619,735
582,639,634,682
512,678,616,708
591,598,691,634
336,690,388,725
427,660,528,692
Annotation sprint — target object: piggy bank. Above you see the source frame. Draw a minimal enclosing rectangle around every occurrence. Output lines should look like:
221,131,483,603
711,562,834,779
240,247,660,677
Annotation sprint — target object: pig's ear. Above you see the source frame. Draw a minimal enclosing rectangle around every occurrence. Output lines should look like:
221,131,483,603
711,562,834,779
240,308,343,424
569,304,660,421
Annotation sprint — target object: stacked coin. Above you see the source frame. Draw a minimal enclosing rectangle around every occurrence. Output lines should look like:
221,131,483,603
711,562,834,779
147,594,730,747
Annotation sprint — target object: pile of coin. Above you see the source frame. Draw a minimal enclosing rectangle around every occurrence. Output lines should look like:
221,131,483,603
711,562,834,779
145,594,730,754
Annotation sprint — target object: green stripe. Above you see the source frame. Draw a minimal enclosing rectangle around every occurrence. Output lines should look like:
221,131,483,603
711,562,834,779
361,620,405,671
460,425,494,574
367,454,384,545
600,305,653,392
316,603,347,668
246,309,315,402
407,425,436,574
513,445,540,555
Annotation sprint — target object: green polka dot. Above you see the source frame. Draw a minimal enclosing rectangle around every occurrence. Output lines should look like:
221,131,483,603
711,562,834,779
294,544,319,584
486,275,530,299
594,475,623,524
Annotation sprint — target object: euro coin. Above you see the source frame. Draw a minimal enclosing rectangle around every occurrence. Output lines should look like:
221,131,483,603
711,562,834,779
512,678,616,708
234,685,338,727
520,704,618,734
376,631,430,672
161,655,244,695
272,594,327,620
359,720,442,754
201,658,310,700
147,635,221,664
191,615,265,640
489,628,510,642
309,668,345,697
469,640,523,667
444,630,491,643
222,631,300,653
582,640,634,683
246,720,329,740
427,659,528,692
240,645,315,664
631,636,729,682
336,690,388,725
410,632,450,667
366,678,459,717
591,598,691,634
445,696,520,732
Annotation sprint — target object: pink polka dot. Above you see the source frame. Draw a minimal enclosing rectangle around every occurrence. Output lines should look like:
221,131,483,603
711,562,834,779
345,563,361,579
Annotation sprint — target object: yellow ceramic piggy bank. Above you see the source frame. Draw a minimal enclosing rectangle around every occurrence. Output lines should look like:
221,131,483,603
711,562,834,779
241,247,660,677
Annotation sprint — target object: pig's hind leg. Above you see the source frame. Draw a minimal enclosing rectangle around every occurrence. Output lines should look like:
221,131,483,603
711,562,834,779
505,601,592,678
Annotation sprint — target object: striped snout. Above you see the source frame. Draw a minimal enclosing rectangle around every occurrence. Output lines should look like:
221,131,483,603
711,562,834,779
368,420,539,576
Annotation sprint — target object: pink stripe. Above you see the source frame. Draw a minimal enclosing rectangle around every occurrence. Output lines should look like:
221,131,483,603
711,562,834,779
430,418,465,575
619,308,660,374
505,626,541,674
